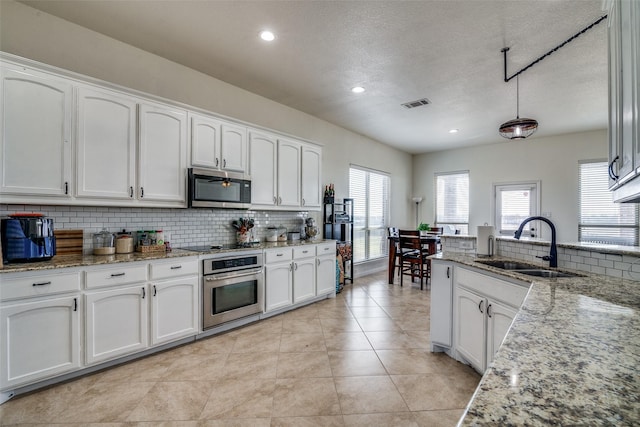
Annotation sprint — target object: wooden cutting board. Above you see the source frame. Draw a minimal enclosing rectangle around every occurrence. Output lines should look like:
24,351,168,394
54,229,84,255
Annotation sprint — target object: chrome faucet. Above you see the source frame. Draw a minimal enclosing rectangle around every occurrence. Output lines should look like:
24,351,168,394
514,216,558,268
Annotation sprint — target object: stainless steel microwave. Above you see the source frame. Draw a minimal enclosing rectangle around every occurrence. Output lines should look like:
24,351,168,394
188,168,251,209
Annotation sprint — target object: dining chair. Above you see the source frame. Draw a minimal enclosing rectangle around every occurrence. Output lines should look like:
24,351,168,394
388,227,401,277
398,234,430,289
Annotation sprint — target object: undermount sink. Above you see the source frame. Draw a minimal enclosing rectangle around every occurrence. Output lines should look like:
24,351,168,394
475,259,586,278
515,269,585,278
475,260,540,270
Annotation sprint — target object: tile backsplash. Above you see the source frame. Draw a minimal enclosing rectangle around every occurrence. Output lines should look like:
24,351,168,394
0,204,319,254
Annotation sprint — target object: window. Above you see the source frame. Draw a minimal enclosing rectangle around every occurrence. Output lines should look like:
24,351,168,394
579,161,639,246
435,171,469,235
494,182,540,236
349,166,390,262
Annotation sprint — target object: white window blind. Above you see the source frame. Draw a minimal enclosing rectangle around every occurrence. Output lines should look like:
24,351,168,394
349,166,390,262
494,182,539,235
435,171,469,234
579,161,638,246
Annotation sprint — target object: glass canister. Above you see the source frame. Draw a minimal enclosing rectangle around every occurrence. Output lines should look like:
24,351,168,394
93,229,115,255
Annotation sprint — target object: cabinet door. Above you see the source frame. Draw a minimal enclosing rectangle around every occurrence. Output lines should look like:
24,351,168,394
486,299,518,367
455,286,485,373
150,277,199,346
265,262,293,312
277,139,302,207
248,131,278,206
301,144,322,208
138,103,187,203
0,295,80,389
191,113,221,169
618,0,636,182
76,86,137,199
316,254,336,295
293,258,316,304
221,122,247,172
85,285,149,365
0,66,72,197
430,262,453,348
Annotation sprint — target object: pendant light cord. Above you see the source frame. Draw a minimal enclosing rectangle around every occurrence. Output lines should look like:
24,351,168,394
502,14,607,82
516,75,520,119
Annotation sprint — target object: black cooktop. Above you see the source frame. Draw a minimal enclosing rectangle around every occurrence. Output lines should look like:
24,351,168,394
180,242,260,252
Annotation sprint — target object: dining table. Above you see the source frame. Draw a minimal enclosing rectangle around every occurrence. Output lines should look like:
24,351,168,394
387,234,440,284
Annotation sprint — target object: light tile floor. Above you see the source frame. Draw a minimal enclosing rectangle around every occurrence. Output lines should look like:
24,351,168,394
0,271,480,426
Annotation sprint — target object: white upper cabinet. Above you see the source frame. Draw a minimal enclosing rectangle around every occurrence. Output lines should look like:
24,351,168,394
76,86,137,200
0,64,72,198
138,102,188,203
277,138,302,208
249,130,278,207
301,144,322,208
191,113,247,173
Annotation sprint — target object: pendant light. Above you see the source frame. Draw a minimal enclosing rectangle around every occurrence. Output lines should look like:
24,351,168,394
499,75,538,140
497,15,606,140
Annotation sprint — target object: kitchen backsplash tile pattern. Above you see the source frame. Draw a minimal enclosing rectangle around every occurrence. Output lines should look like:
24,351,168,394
441,235,640,281
0,204,318,254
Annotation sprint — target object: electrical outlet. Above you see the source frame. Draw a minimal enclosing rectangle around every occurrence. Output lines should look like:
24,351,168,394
460,241,474,249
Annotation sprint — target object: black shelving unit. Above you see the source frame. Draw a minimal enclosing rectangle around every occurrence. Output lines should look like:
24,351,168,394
323,198,354,287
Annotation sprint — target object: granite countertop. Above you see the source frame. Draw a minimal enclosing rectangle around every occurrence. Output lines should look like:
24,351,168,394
431,253,640,426
0,239,336,274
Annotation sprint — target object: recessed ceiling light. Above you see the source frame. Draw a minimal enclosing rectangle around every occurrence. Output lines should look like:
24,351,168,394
260,30,275,41
351,86,365,94
449,129,459,134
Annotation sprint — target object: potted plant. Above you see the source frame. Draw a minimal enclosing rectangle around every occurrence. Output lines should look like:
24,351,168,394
418,222,430,235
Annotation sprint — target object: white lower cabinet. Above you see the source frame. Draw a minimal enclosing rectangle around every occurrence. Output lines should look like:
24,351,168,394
85,284,149,365
0,295,81,390
150,276,199,346
430,261,453,349
452,266,529,374
316,254,336,295
293,247,316,304
265,248,294,312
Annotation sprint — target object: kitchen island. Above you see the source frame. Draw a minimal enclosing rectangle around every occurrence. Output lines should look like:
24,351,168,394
431,253,640,426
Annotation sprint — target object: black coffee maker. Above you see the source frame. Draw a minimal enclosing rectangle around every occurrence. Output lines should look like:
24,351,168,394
1,215,56,263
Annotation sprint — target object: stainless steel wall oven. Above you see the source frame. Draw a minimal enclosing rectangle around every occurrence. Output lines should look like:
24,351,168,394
202,249,263,329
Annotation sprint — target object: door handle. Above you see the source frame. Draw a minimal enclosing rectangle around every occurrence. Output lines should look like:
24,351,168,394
608,156,619,181
215,158,219,167
223,159,226,168
153,285,157,297
487,303,492,318
140,187,144,198
129,186,134,198
142,287,146,299
446,267,450,278
478,299,484,313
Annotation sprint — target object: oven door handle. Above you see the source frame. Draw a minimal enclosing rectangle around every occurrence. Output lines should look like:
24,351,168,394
204,268,263,281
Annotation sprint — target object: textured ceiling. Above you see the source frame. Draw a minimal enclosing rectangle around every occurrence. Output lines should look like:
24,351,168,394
20,0,608,154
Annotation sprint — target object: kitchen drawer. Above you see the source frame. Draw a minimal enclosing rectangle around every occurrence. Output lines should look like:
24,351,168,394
293,246,315,259
85,263,148,289
265,248,293,264
149,257,198,280
316,242,336,256
0,270,82,302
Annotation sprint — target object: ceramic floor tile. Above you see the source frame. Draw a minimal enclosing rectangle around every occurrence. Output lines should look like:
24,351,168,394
343,297,381,307
53,381,156,423
272,378,341,417
280,333,327,352
320,317,363,333
198,419,271,427
127,381,212,422
364,331,424,350
391,372,481,411
342,412,419,427
412,409,465,427
328,350,387,377
334,376,409,415
231,332,282,353
282,318,324,334
316,305,356,319
375,349,443,375
199,378,276,419
324,331,373,351
348,306,390,318
227,316,284,337
161,353,228,381
284,304,320,319
221,352,279,379
356,317,402,332
271,415,346,426
277,352,333,378
177,333,237,355
94,352,177,383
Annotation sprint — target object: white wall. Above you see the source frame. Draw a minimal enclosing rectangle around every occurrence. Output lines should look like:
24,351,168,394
412,130,608,243
0,0,414,228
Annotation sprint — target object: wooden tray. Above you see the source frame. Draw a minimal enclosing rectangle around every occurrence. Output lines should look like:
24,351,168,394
136,245,166,253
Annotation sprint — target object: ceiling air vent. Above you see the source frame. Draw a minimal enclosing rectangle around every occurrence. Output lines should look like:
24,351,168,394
401,98,431,109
